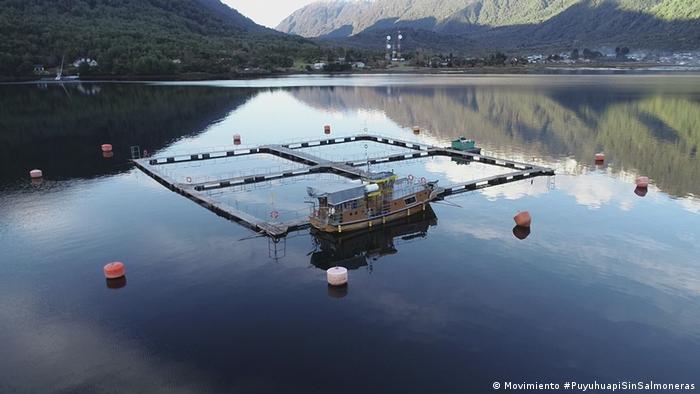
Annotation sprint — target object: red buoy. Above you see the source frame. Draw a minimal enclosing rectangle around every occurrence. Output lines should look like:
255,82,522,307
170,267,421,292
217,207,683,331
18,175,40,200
636,176,649,188
101,144,113,153
595,153,605,163
103,262,126,279
29,169,43,179
233,134,241,145
413,126,420,135
634,186,648,197
324,125,331,135
514,211,532,228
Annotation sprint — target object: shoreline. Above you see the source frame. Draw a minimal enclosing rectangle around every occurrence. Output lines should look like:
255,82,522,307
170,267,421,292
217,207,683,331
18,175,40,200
2,63,697,83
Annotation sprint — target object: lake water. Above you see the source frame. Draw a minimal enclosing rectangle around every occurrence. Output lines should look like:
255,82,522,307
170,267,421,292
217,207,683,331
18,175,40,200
1,75,699,393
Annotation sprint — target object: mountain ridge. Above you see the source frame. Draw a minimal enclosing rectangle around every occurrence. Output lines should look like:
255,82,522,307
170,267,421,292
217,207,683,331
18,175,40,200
277,0,700,51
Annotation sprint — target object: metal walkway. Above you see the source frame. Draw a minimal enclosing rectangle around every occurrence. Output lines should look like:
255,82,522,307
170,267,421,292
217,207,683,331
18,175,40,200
133,134,554,237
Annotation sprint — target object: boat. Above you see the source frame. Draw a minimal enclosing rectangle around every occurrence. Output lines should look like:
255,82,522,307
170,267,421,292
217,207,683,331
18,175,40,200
54,56,80,81
451,137,481,154
307,171,442,233
310,205,438,270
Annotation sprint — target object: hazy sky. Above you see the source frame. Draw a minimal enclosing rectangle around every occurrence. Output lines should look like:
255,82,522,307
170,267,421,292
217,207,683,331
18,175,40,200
223,0,316,28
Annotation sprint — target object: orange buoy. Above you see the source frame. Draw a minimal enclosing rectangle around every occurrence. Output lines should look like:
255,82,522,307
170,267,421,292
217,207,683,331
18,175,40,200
29,169,43,179
101,144,113,153
324,125,331,135
233,134,241,145
102,151,114,159
636,176,649,188
595,153,605,162
512,225,531,240
634,186,648,197
514,211,532,228
413,126,420,135
103,262,126,279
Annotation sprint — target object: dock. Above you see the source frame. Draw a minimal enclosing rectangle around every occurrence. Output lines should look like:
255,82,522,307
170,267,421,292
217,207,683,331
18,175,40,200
133,134,554,237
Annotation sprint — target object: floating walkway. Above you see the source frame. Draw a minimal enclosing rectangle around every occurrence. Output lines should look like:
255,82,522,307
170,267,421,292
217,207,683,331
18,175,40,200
133,134,554,237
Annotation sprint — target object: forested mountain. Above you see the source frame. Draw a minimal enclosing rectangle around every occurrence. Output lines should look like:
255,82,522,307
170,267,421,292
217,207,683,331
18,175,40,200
278,0,700,52
0,0,323,77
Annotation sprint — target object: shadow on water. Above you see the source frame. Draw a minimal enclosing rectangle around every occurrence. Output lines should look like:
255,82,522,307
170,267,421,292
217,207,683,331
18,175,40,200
289,79,700,198
309,205,438,271
0,83,255,183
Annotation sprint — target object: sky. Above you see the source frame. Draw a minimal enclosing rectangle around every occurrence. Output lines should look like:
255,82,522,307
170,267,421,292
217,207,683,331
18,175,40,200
223,0,316,28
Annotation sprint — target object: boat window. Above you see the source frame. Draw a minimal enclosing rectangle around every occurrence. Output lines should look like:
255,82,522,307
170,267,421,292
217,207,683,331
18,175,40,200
404,196,417,205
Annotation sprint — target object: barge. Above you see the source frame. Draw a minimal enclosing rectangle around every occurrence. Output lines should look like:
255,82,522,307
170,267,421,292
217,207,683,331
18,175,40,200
308,171,441,233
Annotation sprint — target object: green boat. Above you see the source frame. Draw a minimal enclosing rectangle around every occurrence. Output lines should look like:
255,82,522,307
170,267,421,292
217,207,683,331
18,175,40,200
451,137,480,153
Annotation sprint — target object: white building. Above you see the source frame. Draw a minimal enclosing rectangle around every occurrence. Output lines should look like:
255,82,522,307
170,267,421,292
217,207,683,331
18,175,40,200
73,58,98,68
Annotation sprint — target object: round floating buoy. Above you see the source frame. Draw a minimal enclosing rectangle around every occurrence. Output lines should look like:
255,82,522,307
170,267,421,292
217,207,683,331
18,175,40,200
324,125,331,135
103,262,126,279
101,144,113,153
186,177,192,183
420,177,427,185
512,225,531,240
407,174,415,183
143,149,149,157
595,153,605,162
636,176,649,188
29,169,43,179
270,210,279,219
634,186,648,197
413,126,420,135
327,266,348,287
102,151,114,159
233,134,242,145
514,211,532,228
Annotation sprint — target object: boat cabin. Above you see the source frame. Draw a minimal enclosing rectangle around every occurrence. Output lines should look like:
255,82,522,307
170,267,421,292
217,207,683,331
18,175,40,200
451,137,478,152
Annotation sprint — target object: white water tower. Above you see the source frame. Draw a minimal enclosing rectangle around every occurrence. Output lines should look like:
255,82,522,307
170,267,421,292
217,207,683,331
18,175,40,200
385,35,392,61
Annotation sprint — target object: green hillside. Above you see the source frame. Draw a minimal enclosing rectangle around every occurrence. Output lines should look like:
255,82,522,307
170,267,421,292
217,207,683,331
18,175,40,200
0,0,323,77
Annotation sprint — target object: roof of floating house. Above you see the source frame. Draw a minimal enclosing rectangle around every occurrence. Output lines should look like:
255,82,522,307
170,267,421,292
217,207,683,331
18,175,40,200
364,171,395,181
308,185,367,205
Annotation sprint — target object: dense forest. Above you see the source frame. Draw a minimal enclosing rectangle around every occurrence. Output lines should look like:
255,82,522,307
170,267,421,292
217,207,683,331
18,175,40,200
0,0,343,78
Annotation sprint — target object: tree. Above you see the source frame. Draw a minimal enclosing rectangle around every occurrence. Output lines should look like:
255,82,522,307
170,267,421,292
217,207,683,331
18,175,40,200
615,46,630,59
571,48,580,60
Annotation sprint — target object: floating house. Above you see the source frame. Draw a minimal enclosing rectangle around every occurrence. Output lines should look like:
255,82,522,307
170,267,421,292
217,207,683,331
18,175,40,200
308,171,441,233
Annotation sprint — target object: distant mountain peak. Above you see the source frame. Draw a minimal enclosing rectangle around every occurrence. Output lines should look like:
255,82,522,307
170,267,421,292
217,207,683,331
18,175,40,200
277,0,700,51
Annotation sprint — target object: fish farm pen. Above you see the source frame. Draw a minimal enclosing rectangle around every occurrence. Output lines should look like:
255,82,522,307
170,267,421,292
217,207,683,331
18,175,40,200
133,134,555,237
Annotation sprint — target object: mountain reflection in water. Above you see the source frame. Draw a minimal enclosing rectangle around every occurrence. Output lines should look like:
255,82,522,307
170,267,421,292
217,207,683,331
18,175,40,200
289,77,700,199
0,83,254,182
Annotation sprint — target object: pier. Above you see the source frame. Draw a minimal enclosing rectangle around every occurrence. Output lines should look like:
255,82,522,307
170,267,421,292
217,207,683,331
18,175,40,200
133,134,555,237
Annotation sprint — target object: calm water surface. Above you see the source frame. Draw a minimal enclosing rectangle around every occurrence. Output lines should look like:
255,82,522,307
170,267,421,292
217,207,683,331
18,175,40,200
1,75,699,393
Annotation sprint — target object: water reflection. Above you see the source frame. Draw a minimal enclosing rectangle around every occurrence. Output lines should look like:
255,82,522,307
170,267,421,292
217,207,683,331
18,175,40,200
309,206,438,271
512,225,531,240
0,83,254,183
105,276,127,290
289,78,700,199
